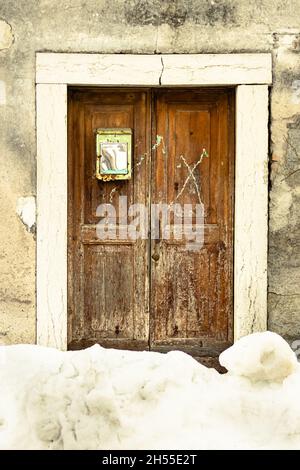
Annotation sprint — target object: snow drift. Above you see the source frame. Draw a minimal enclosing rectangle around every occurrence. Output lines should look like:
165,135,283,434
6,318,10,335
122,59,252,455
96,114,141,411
0,331,300,450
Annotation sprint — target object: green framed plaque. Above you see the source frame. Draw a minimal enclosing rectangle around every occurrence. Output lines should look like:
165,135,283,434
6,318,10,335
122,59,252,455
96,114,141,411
96,128,132,181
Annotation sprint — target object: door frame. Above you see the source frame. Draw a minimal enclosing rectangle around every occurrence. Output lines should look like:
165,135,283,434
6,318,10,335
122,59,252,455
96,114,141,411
36,53,271,350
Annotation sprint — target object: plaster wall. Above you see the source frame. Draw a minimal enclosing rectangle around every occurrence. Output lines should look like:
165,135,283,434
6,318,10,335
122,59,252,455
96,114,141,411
0,0,299,343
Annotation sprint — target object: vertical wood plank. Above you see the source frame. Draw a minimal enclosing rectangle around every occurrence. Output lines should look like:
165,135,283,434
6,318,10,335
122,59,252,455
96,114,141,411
36,84,68,349
67,89,150,350
235,85,268,340
150,89,234,354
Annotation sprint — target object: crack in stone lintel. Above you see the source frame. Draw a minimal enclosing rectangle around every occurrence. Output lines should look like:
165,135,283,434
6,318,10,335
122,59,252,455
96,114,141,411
159,56,164,86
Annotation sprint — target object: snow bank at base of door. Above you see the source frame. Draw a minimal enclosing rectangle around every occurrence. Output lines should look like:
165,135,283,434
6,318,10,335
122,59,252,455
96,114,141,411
0,331,299,450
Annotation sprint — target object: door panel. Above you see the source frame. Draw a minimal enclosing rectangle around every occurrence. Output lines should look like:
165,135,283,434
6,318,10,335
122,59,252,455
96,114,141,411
68,87,234,364
68,89,150,350
150,89,234,356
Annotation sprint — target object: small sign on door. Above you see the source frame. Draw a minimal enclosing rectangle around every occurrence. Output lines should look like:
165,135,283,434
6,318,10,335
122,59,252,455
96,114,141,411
96,128,132,181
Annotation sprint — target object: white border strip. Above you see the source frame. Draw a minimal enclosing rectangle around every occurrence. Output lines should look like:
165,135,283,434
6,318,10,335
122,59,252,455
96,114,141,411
36,84,68,349
234,85,269,340
36,53,271,349
36,53,272,86
161,54,272,85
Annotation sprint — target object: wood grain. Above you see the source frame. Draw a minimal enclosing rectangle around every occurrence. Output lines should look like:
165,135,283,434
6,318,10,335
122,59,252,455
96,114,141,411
68,88,150,349
150,88,235,355
68,87,235,362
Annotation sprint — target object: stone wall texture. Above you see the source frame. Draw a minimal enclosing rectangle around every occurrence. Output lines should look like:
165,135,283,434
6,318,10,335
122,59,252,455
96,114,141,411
0,0,299,344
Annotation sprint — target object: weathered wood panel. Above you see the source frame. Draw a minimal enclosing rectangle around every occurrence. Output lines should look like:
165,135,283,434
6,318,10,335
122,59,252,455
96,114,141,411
68,88,150,349
68,87,234,361
150,89,235,354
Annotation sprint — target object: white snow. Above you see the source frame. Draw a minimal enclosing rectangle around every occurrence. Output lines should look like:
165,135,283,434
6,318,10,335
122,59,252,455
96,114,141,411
219,331,298,381
0,331,300,450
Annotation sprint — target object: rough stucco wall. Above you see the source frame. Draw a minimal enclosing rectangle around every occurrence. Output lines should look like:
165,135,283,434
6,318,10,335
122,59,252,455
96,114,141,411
0,0,299,344
269,32,300,340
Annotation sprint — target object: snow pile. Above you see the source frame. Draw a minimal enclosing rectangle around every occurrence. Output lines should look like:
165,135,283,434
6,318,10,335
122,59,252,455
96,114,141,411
219,331,298,381
0,331,300,450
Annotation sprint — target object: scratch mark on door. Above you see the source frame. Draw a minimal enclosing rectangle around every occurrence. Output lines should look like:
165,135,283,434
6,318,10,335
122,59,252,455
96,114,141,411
174,149,208,205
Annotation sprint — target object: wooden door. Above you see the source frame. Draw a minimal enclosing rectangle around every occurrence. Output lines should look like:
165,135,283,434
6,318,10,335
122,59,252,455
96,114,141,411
150,89,234,362
68,87,234,364
68,88,151,350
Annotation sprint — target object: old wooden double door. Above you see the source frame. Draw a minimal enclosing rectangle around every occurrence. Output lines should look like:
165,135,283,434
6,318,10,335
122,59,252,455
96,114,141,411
68,87,235,364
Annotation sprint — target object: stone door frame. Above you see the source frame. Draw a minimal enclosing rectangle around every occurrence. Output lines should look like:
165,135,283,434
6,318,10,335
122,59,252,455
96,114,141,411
36,53,272,350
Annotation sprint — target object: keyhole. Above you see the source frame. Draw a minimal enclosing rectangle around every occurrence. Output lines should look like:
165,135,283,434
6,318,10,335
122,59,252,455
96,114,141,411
115,325,120,335
174,182,179,191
